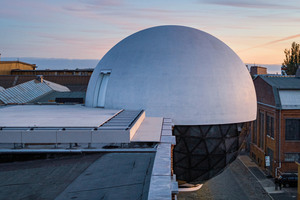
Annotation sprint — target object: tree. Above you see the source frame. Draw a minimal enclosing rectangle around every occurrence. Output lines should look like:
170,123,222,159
282,42,300,75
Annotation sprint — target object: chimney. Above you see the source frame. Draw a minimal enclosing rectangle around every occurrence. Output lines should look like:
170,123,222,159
36,75,44,83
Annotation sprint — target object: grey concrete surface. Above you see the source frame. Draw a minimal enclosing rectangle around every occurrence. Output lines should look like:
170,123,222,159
56,152,155,200
0,152,155,200
0,154,102,200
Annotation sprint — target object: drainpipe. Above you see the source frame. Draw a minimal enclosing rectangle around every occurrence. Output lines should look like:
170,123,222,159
275,109,282,177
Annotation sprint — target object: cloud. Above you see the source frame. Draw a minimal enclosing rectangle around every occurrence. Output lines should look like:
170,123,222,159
238,34,300,52
200,0,299,10
81,0,124,7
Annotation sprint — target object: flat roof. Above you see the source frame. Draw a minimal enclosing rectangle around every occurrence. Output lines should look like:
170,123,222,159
0,153,155,200
56,152,155,200
131,117,163,142
0,105,121,127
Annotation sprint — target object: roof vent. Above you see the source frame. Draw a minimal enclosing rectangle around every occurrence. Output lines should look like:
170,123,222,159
296,67,300,78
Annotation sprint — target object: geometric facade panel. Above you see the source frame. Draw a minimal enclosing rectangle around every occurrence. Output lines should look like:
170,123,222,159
173,123,246,184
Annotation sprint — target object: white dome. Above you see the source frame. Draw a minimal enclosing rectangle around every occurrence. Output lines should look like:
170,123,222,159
86,25,257,125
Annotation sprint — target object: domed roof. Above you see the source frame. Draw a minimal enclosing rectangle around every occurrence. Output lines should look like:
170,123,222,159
86,25,257,125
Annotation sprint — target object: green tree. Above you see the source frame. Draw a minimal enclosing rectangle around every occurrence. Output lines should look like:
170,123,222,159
282,42,300,75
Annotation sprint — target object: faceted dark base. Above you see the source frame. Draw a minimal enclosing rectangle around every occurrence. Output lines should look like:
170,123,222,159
173,123,247,184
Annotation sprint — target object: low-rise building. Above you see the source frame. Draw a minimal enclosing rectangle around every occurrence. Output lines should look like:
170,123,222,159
0,61,36,75
11,68,93,76
250,73,300,176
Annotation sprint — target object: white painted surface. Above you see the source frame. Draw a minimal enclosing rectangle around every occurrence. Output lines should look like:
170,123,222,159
279,90,300,109
0,130,22,143
131,117,163,142
96,73,110,107
178,184,203,192
152,143,172,176
0,129,130,144
86,25,257,125
0,105,120,127
91,129,130,143
129,111,145,140
148,118,178,200
22,130,57,143
43,80,70,92
57,130,92,143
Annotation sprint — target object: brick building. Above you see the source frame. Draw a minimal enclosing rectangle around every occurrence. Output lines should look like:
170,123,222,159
250,74,300,176
250,66,267,76
11,68,93,76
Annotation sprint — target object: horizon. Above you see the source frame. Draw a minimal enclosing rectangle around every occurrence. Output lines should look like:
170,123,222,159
2,56,282,74
1,1,300,66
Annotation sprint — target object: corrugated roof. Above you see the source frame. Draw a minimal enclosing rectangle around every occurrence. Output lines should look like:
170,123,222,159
279,90,300,109
0,86,4,91
0,79,70,104
0,75,90,92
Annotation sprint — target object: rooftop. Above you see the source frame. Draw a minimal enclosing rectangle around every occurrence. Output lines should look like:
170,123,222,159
0,60,36,67
259,75,300,89
0,79,70,104
0,105,177,199
256,75,300,109
0,105,120,127
0,75,90,92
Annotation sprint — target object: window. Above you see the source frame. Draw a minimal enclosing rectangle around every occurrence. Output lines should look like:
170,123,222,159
285,119,300,140
259,112,264,149
93,70,111,107
284,153,300,162
267,148,274,171
266,116,269,136
253,120,257,145
271,117,274,138
266,115,274,138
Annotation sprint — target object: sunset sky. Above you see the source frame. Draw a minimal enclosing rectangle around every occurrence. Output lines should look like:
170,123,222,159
1,0,300,65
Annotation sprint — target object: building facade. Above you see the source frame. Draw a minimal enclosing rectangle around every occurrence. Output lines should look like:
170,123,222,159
0,61,36,75
250,74,300,176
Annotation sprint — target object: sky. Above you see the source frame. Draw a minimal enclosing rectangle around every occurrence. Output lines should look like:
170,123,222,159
0,0,300,67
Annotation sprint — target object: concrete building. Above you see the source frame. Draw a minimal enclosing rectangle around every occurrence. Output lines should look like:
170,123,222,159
0,25,257,199
0,61,36,75
0,105,177,199
250,66,267,76
250,73,300,176
86,25,257,184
